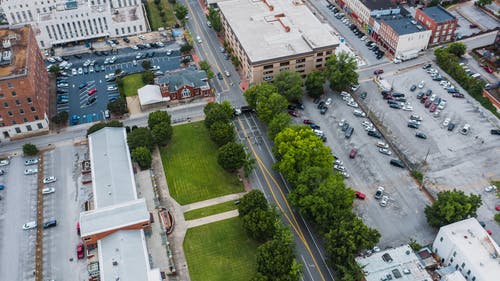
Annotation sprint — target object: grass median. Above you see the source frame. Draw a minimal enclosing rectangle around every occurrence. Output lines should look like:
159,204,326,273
120,73,144,97
160,122,244,205
184,201,239,221
145,0,177,30
183,217,259,281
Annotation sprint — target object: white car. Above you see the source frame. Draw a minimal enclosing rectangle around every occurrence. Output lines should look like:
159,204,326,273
429,94,436,101
157,41,165,47
380,195,389,207
376,142,389,149
104,57,111,64
83,60,91,67
196,36,202,43
78,67,83,75
0,159,9,166
89,66,94,73
25,158,39,166
340,91,350,97
334,165,346,172
42,187,55,195
342,95,353,102
341,171,350,178
24,168,38,175
338,119,346,127
410,114,422,121
22,221,37,230
131,45,139,50
418,81,425,88
43,176,57,184
224,70,230,77
442,118,451,127
485,185,497,192
402,105,413,111
325,98,332,106
379,148,392,155
347,101,359,108
47,57,56,63
71,68,77,75
353,109,366,117
138,35,146,40
107,86,118,91
351,84,360,92
334,159,343,166
438,100,447,110
135,53,142,59
166,49,172,56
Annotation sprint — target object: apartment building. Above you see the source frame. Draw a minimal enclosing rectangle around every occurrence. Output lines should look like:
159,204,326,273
432,218,500,281
337,0,403,30
415,5,457,45
0,25,49,140
218,0,339,84
0,0,148,49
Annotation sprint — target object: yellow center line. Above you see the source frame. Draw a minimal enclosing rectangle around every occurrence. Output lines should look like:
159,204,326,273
237,117,326,281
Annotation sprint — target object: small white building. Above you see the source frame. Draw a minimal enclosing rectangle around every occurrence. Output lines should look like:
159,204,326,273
356,244,432,281
1,0,148,49
138,84,169,110
432,218,500,281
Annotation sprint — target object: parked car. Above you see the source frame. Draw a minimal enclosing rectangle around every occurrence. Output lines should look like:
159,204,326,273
43,219,57,229
25,158,39,166
345,127,354,139
88,88,97,96
349,148,358,159
379,148,392,155
418,81,425,88
374,186,385,199
22,221,37,230
43,176,57,184
355,191,366,200
24,168,38,175
410,85,417,92
415,132,427,139
77,243,85,259
367,130,382,138
373,69,384,75
376,142,389,149
325,98,332,106
389,159,405,168
303,119,314,125
380,195,389,207
0,159,9,166
42,187,55,194
447,123,456,131
288,110,299,117
491,129,500,135
452,93,464,98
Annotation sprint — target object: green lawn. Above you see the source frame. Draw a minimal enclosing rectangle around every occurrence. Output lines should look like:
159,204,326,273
161,122,244,205
184,217,259,281
184,201,239,221
145,0,177,30
121,73,144,97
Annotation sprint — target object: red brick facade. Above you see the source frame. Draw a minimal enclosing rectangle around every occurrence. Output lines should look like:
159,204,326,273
415,8,457,45
159,84,212,101
82,220,151,246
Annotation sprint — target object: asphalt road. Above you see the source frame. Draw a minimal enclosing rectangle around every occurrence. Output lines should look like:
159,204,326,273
234,113,335,281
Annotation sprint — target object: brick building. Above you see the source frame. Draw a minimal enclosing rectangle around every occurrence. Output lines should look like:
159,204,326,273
156,68,211,101
415,5,457,45
0,25,49,140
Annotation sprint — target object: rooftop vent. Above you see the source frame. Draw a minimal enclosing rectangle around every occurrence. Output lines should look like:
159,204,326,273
2,39,11,48
382,253,393,263
112,261,118,266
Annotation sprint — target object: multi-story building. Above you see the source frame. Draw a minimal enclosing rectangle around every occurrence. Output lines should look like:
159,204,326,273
372,14,432,59
0,25,49,140
0,0,148,49
415,5,457,45
432,218,500,281
218,0,339,84
156,68,211,101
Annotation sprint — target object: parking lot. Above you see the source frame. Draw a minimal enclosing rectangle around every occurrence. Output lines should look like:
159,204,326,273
292,92,436,247
52,42,182,126
0,146,88,280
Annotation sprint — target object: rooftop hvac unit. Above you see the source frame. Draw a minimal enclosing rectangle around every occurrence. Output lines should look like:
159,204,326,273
2,39,11,48
3,50,11,61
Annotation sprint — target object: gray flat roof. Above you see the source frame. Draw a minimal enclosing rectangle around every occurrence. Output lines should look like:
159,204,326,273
363,0,400,10
218,0,339,64
421,6,456,23
88,127,137,208
98,230,162,281
379,15,426,35
80,198,149,237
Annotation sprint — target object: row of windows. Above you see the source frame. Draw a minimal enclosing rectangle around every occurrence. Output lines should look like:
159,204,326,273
262,64,324,81
115,25,142,36
0,115,40,126
263,54,330,70
45,18,108,42
1,123,44,133
2,100,35,108
2,107,35,115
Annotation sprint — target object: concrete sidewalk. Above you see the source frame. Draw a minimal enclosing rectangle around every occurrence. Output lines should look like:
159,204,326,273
181,192,247,213
185,210,239,229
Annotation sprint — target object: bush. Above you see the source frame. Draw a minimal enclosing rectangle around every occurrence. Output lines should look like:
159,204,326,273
51,111,69,125
131,146,152,169
107,98,128,115
217,142,246,172
412,169,423,183
23,143,38,156
142,70,154,84
495,213,500,225
127,127,154,151
154,0,161,5
180,43,193,53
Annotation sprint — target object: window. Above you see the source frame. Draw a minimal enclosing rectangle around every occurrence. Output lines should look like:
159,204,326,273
7,83,13,88
315,64,322,68
296,58,305,63
0,93,3,98
472,277,476,281
181,88,191,98
15,127,21,133
263,70,273,75
23,118,28,123
279,61,290,67
19,109,24,114
15,100,20,106
467,270,471,275
263,76,273,81
296,64,305,69
11,91,16,96
316,58,323,62
26,125,32,131
7,111,12,116
34,115,39,120
37,123,43,129
461,262,465,268
455,265,459,270
453,251,456,257
31,107,36,112
326,50,332,55
27,97,32,103
317,52,323,56
3,102,8,108
263,64,273,70
450,258,453,263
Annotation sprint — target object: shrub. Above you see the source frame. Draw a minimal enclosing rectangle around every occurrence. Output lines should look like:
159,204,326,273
23,143,38,156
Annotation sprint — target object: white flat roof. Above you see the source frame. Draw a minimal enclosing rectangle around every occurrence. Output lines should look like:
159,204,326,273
80,198,149,237
88,127,137,208
218,0,339,64
98,230,162,281
356,245,431,281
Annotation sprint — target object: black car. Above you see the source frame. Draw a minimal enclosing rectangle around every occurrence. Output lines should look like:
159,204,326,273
341,123,350,132
448,88,459,94
293,100,305,109
365,41,373,46
415,132,427,139
123,37,130,43
317,101,325,109
395,97,406,102
345,127,354,138
422,63,432,69
217,72,223,80
416,92,424,99
410,85,417,92
390,159,405,168
408,122,419,129
86,97,97,105
447,123,456,131
491,129,500,135
433,97,441,105
320,107,328,115
392,92,405,98
367,130,382,138
43,219,57,229
313,97,320,104
360,91,367,99
309,124,320,130
73,54,82,59
287,104,297,110
389,103,401,109
102,51,109,56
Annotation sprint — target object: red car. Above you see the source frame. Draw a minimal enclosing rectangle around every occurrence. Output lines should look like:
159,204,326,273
496,205,500,211
487,229,492,235
429,103,437,112
373,69,384,75
349,148,358,159
483,65,494,74
355,191,366,200
76,243,85,259
76,222,80,236
288,110,299,117
88,88,97,96
424,99,432,108
452,93,464,98
469,24,478,28
303,119,314,125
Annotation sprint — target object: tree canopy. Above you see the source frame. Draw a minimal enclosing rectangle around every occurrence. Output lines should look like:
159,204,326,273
23,143,39,156
256,234,302,281
242,208,278,242
238,189,269,217
131,146,152,169
208,121,235,147
217,142,246,172
305,70,325,98
148,110,171,130
273,70,303,102
256,92,288,123
446,42,467,58
207,7,222,32
425,189,482,228
151,123,173,146
174,4,188,20
244,83,278,109
268,112,291,141
199,60,214,79
325,52,358,92
203,101,233,129
127,127,154,151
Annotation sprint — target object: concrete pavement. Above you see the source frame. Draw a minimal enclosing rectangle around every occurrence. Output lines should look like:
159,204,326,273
185,210,239,229
180,192,246,213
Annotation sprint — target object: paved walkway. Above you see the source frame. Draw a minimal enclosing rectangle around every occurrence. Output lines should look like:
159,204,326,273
181,192,246,213
185,210,239,229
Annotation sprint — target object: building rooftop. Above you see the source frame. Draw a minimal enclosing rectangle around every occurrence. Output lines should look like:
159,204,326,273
362,0,402,11
218,0,339,64
356,245,432,281
420,5,456,23
79,198,149,237
0,25,29,79
378,15,426,35
98,230,162,281
88,127,138,209
434,218,500,281
156,67,209,92
437,267,467,281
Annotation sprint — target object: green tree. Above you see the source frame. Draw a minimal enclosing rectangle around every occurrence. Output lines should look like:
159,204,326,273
243,152,256,178
151,122,173,146
114,68,123,75
273,70,303,102
244,83,278,109
86,121,124,136
256,235,301,281
180,43,193,53
477,0,493,7
51,111,69,125
305,70,325,98
148,110,171,130
268,112,291,141
446,42,467,57
204,102,232,129
238,189,268,217
425,189,482,227
131,146,152,169
107,98,128,115
127,127,154,151
199,60,214,79
174,4,188,20
250,273,269,281
23,143,38,156
242,208,278,242
49,65,60,76
217,142,246,172
274,126,333,185
207,7,222,32
256,92,288,123
141,60,152,70
325,52,358,92
142,70,154,84
208,121,235,147
427,0,440,7
231,55,241,68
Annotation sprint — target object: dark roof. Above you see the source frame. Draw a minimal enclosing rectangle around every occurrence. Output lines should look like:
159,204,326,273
378,15,427,35
363,0,401,10
420,6,456,23
156,67,208,92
